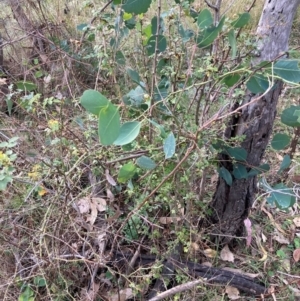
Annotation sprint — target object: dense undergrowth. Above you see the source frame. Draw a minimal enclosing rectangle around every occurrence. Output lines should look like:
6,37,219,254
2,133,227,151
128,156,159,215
0,0,300,300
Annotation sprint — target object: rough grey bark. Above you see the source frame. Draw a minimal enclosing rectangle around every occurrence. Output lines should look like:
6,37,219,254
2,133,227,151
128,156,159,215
210,0,300,243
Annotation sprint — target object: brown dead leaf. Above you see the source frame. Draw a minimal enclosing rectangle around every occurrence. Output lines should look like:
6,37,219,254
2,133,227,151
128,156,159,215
203,248,217,258
293,217,300,227
77,197,91,214
223,267,260,278
159,216,181,224
94,198,107,212
273,230,290,244
107,188,114,201
80,282,100,301
86,199,98,225
220,245,234,262
225,286,240,300
275,153,283,161
293,248,300,262
106,169,117,186
109,288,133,301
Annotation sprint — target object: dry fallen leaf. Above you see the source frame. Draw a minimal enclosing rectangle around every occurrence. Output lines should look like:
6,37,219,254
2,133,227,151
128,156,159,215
80,282,100,301
94,197,107,212
244,218,252,247
86,199,98,225
293,248,300,262
223,267,259,278
220,245,234,262
293,217,300,227
159,216,181,224
225,286,240,300
106,169,117,186
273,230,290,244
109,288,134,301
77,197,91,214
203,248,217,258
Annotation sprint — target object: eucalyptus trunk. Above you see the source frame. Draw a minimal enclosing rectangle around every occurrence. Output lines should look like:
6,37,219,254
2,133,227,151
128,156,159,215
209,0,300,243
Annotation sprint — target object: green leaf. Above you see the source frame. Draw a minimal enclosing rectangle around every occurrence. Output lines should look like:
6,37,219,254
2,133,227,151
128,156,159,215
16,81,37,92
0,176,12,191
226,147,247,161
151,16,164,35
271,133,290,150
231,12,250,28
267,183,296,209
149,119,167,138
113,0,121,4
114,121,141,145
219,167,232,186
80,90,109,115
142,24,152,40
34,276,46,287
163,132,176,159
116,50,126,65
98,103,120,145
136,156,157,170
246,73,270,94
122,0,152,14
281,105,300,127
228,29,236,58
118,162,136,183
248,163,270,177
274,60,300,83
77,23,88,31
146,35,167,56
223,74,240,87
233,163,248,179
196,16,225,48
124,85,145,107
197,9,213,29
18,286,35,301
127,68,141,85
278,155,291,174
6,98,13,116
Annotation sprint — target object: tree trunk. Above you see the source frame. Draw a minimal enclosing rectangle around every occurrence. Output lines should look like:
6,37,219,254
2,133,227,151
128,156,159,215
209,0,300,244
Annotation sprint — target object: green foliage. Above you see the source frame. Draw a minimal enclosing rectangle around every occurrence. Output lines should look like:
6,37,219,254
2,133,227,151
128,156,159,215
271,133,290,150
163,132,176,159
136,156,157,170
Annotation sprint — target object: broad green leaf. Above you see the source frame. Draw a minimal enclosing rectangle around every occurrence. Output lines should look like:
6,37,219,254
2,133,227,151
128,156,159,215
226,147,247,161
281,105,300,127
124,86,145,107
163,132,176,159
122,0,152,14
98,103,120,145
142,24,152,40
0,176,12,191
151,16,164,35
136,156,157,170
149,119,167,138
178,24,194,43
223,74,240,87
231,12,250,28
271,133,290,150
125,17,136,29
127,68,141,85
80,90,109,115
114,121,141,145
146,35,167,56
116,51,126,65
278,155,291,174
16,81,37,92
219,167,232,186
196,16,225,48
294,109,300,123
248,163,270,177
246,73,269,94
197,9,213,29
76,23,88,31
267,183,296,209
118,162,136,183
274,60,300,83
113,0,121,4
228,29,236,58
233,163,248,179
18,286,35,301
34,276,46,287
